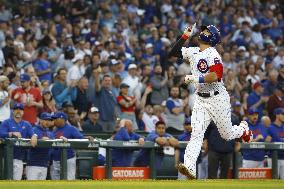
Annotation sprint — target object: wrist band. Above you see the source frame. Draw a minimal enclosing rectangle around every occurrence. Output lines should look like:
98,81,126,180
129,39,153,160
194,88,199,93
199,76,205,83
181,34,189,40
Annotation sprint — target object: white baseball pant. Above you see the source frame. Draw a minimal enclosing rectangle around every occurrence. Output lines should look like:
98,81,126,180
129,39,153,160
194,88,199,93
50,157,76,180
13,159,23,180
242,160,264,168
184,90,244,177
26,166,47,180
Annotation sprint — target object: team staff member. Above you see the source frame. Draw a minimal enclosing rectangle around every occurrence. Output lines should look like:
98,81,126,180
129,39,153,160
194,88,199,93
50,111,84,180
242,108,267,168
112,119,144,166
26,112,54,180
134,121,179,168
0,103,37,180
266,108,284,179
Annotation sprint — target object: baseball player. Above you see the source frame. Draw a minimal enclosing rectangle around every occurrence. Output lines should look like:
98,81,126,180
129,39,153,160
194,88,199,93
0,103,37,180
26,112,54,180
50,111,84,180
242,108,267,168
168,24,252,179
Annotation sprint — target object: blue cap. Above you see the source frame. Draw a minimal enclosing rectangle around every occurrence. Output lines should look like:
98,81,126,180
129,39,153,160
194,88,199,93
248,108,259,115
52,111,68,121
39,112,52,120
274,108,284,115
184,117,191,125
20,73,30,82
13,103,24,110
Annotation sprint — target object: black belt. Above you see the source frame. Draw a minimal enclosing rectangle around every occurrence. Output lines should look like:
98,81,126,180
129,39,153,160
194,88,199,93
197,91,219,98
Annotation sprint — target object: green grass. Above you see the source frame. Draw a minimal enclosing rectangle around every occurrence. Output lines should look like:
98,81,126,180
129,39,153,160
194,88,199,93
0,180,283,189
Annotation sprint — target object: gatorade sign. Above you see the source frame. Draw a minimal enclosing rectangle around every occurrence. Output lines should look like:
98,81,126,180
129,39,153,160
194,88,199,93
238,168,272,179
93,166,150,179
228,168,272,179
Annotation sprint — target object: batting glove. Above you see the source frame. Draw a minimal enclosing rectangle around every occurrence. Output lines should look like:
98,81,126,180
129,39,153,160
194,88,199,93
184,75,199,84
183,23,196,39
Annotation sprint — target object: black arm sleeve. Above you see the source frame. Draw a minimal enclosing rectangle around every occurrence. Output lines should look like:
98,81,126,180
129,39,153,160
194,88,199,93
168,36,187,59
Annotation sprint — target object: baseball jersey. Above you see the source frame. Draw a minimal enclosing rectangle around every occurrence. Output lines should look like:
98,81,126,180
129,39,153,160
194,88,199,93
27,125,54,167
0,118,34,160
177,131,191,163
268,123,284,159
52,123,84,161
181,46,225,93
112,127,142,166
242,120,267,161
134,131,172,168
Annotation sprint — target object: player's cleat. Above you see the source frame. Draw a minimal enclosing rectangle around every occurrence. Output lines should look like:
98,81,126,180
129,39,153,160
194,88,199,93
176,163,196,180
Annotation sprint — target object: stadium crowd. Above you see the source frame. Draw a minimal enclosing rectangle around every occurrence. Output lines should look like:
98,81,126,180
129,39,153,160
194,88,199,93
0,0,283,180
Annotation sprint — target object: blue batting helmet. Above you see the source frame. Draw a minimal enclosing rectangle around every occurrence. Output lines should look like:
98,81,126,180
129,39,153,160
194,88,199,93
199,25,221,47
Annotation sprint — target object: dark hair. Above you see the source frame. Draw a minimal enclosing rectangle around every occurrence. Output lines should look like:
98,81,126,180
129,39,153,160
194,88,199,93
155,120,166,127
57,68,67,75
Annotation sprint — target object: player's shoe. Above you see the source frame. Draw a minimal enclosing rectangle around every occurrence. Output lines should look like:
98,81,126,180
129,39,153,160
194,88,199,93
239,121,253,142
176,163,196,180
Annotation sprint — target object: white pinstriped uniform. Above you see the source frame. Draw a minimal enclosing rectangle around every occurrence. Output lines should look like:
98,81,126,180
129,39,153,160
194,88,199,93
181,46,245,177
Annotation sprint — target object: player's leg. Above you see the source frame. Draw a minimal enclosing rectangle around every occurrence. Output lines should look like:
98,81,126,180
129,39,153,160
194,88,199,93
208,93,249,141
208,151,219,179
26,166,37,180
38,167,48,180
13,159,23,180
50,160,60,180
181,99,211,179
219,152,232,179
67,157,76,180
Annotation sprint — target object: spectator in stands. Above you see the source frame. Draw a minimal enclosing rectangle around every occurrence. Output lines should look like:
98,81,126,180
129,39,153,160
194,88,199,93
11,73,43,125
82,106,103,133
51,68,77,108
149,64,168,105
117,83,138,130
262,69,279,96
63,103,82,131
41,88,57,114
205,121,239,179
67,54,84,86
165,86,186,133
94,72,117,132
122,63,141,98
175,118,192,180
32,48,52,84
72,76,89,121
242,108,267,168
112,119,144,167
51,111,84,180
266,108,284,179
134,121,179,168
140,86,159,132
247,82,269,118
267,82,284,121
0,75,10,124
0,103,37,180
272,48,284,69
26,112,54,180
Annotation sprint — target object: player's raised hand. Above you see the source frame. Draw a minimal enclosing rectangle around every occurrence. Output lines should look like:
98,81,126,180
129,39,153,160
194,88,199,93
183,23,196,38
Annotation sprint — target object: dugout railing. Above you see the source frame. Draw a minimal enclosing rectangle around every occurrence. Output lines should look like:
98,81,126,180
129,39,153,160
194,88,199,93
0,139,283,179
